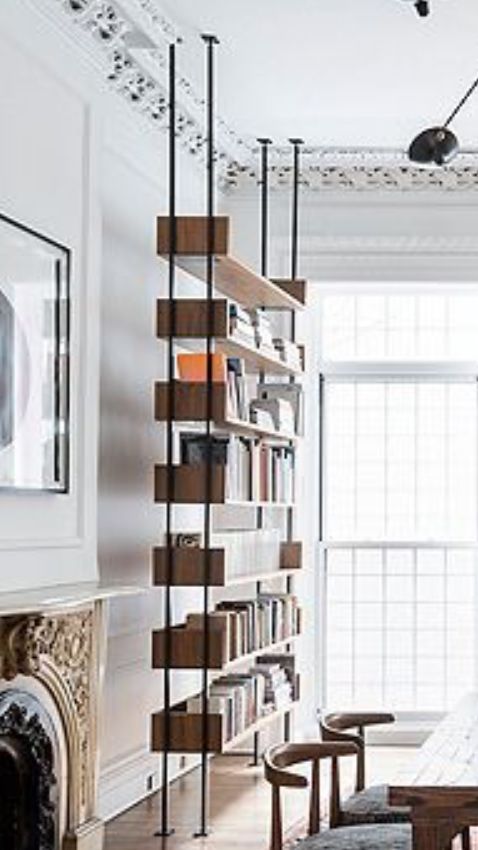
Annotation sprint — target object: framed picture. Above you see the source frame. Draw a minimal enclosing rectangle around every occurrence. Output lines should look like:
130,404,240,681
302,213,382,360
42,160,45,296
0,212,70,492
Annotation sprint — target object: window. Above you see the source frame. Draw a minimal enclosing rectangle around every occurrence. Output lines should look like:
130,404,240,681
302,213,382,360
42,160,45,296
321,289,478,714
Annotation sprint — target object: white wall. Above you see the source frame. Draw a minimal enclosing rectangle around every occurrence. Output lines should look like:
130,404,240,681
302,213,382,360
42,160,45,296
0,1,100,591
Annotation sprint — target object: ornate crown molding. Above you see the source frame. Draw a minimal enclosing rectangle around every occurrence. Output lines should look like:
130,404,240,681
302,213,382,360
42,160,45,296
35,1,478,192
42,0,251,175
224,146,478,193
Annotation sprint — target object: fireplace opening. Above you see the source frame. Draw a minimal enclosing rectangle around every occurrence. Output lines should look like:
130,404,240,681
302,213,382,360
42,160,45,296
0,692,59,850
0,734,39,850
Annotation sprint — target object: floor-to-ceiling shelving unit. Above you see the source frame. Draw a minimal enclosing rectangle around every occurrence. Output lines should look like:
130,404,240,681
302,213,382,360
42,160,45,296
151,36,306,838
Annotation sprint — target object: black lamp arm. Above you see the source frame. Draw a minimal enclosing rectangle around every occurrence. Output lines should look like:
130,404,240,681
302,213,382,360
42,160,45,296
444,75,478,128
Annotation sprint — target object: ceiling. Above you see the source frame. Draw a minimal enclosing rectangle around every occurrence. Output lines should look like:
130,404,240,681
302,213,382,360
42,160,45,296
160,0,478,151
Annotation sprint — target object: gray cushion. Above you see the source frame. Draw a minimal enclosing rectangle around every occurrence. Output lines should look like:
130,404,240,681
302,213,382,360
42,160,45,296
297,823,411,850
340,783,410,825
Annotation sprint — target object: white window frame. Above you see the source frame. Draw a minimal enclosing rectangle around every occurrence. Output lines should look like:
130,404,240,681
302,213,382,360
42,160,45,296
316,285,478,731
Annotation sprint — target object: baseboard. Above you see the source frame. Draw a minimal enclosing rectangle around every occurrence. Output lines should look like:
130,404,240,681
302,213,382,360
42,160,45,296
98,749,200,822
98,748,159,821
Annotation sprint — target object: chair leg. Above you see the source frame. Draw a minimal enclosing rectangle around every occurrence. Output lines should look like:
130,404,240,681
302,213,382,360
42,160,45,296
461,827,471,850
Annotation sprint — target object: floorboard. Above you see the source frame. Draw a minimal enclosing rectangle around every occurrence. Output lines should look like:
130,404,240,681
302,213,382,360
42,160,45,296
105,747,412,849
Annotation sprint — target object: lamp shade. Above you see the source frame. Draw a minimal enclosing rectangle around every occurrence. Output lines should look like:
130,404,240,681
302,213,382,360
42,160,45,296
408,126,459,165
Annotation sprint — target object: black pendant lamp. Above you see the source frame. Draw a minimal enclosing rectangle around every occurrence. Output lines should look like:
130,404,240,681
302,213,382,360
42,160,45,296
409,75,478,166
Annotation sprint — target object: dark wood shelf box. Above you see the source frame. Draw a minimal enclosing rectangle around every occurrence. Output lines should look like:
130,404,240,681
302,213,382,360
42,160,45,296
152,624,228,670
151,702,224,753
154,380,227,425
154,464,226,504
270,278,307,305
157,216,304,311
153,546,226,587
157,298,228,339
280,542,302,570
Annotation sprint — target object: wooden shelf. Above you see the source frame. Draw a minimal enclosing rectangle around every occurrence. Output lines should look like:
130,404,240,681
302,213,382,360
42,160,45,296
154,464,226,504
156,299,304,376
152,628,301,671
154,381,300,442
151,699,298,755
157,217,305,311
153,541,302,587
154,464,294,508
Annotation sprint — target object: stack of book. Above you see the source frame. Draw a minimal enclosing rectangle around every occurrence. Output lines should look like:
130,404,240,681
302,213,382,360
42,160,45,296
250,397,295,434
273,338,302,371
211,529,282,580
187,673,264,742
215,593,300,657
249,659,293,712
185,656,296,744
253,443,295,503
229,302,255,346
184,593,300,662
255,652,298,701
180,433,296,504
258,382,304,435
249,309,276,354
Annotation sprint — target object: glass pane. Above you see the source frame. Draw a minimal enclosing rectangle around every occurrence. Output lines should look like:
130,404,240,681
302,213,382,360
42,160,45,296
325,380,477,541
326,547,476,711
321,292,478,361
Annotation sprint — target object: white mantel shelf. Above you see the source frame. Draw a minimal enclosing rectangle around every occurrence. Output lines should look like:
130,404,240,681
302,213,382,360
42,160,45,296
0,582,144,617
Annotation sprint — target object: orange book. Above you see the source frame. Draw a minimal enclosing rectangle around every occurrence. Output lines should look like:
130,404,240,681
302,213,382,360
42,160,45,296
177,353,226,383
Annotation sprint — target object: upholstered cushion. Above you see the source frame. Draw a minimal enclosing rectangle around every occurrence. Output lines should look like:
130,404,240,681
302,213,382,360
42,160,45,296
297,823,412,850
340,784,410,825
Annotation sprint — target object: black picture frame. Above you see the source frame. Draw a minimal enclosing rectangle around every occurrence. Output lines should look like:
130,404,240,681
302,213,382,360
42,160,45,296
0,212,70,493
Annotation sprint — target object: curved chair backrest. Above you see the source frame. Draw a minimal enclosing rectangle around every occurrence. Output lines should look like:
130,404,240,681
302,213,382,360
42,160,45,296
264,740,359,850
319,711,395,792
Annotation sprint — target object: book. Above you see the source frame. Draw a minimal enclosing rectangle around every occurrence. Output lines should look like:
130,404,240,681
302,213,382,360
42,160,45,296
250,398,295,433
180,433,230,466
177,353,227,383
258,382,304,434
226,358,248,421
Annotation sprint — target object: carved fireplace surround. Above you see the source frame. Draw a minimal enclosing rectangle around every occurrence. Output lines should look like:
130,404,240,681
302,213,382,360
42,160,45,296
0,584,134,850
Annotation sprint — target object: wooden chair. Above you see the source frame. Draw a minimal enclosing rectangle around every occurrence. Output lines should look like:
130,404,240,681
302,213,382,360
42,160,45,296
319,711,410,826
320,711,471,850
264,741,412,850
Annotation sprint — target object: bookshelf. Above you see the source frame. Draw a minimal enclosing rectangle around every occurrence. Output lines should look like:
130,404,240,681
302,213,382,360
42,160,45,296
156,216,306,310
151,698,299,755
156,298,304,376
154,380,301,442
153,38,306,839
152,541,302,587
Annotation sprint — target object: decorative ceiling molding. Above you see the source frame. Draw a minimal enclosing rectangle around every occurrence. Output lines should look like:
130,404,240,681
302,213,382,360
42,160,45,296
49,0,251,173
224,146,478,193
40,1,478,192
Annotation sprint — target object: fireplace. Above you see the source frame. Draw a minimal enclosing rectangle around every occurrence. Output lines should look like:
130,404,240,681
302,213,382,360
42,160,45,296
0,597,109,850
0,691,59,850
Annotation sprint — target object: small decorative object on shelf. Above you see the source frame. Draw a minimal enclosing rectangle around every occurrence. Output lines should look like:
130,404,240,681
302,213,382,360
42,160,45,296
151,36,306,839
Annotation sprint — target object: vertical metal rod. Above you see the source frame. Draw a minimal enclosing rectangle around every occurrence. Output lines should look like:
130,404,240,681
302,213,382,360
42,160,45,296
253,138,271,765
284,139,304,744
289,138,304,282
195,32,219,840
257,138,272,278
158,40,177,839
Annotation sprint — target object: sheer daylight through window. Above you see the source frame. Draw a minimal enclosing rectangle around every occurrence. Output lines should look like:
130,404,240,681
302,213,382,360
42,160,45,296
322,289,478,713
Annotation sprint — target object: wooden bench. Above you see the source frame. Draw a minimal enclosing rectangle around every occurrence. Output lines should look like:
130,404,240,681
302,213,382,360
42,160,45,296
390,692,478,849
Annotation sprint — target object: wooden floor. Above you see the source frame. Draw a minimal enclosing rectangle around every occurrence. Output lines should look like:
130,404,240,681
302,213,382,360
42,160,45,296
105,748,411,850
